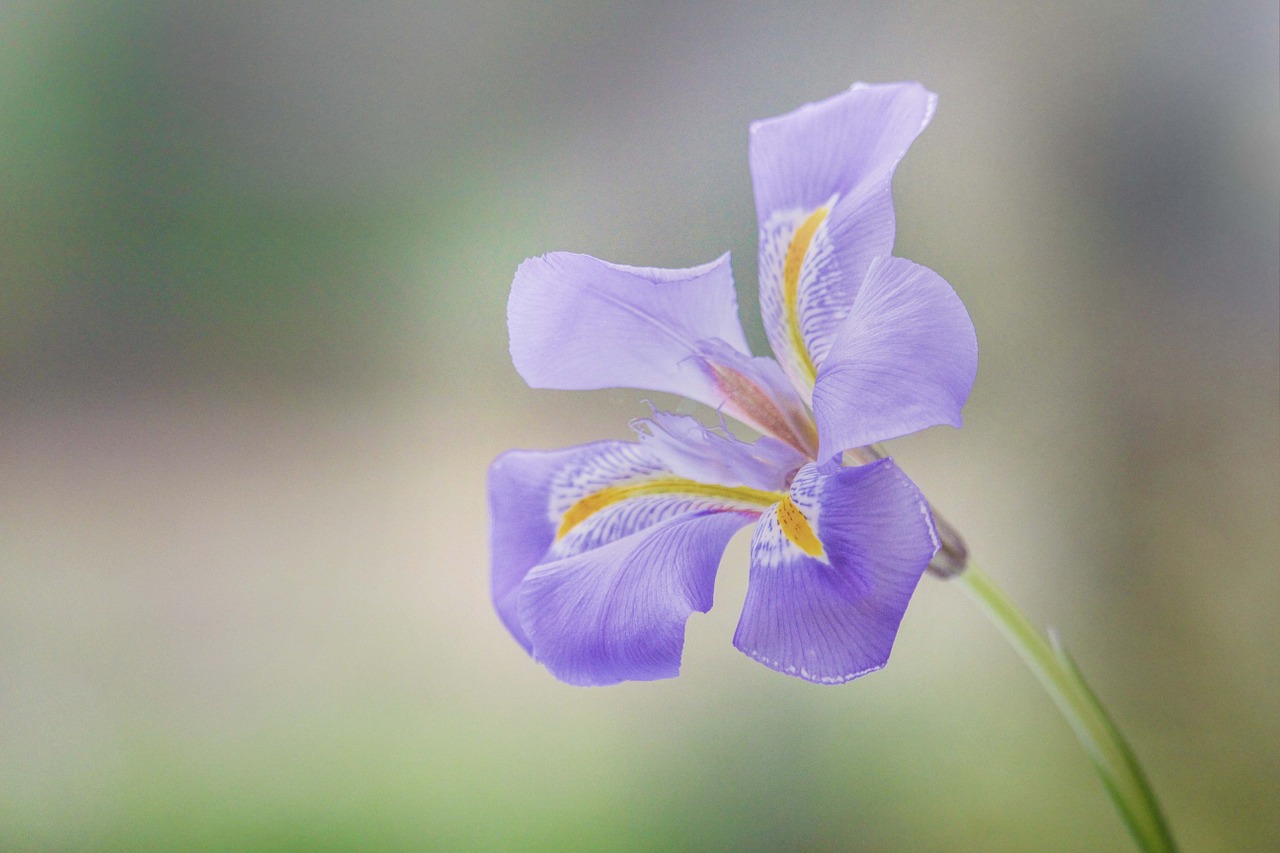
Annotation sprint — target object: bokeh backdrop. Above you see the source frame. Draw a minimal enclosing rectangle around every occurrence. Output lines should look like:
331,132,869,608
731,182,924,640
3,2,1277,850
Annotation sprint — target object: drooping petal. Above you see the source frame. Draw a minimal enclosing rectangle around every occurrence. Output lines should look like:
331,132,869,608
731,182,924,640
733,459,938,684
811,256,978,459
490,440,688,650
751,82,936,397
490,439,780,684
488,446,586,651
543,440,776,563
518,511,753,686
631,410,806,493
508,252,752,411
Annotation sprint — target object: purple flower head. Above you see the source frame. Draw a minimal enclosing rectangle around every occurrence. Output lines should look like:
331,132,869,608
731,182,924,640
490,82,977,686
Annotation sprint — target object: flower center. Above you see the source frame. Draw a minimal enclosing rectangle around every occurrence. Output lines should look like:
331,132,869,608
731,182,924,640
701,360,817,457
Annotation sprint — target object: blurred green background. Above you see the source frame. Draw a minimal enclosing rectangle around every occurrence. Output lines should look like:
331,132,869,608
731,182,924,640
3,2,1277,850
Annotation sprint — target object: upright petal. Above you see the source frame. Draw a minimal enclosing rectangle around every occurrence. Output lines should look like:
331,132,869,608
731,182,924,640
490,439,780,684
751,82,936,397
811,256,978,459
733,460,938,684
519,511,751,686
508,252,751,410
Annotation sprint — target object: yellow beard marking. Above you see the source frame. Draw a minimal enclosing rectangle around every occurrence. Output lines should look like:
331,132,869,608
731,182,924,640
776,494,825,559
782,207,829,387
556,478,782,541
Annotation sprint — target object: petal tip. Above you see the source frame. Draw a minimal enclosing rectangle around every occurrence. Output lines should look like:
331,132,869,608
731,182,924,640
734,643,888,685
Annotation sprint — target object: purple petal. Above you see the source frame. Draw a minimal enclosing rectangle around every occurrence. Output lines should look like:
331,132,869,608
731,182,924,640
751,82,936,220
751,82,936,395
543,440,775,563
733,460,938,684
519,511,752,686
488,445,590,651
508,252,751,410
491,439,779,683
489,440,679,650
811,256,978,459
631,409,806,492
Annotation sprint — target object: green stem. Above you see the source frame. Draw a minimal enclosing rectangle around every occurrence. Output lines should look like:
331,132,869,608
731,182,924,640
955,562,1178,853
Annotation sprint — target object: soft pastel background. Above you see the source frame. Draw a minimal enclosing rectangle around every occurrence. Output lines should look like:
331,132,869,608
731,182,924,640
3,2,1277,851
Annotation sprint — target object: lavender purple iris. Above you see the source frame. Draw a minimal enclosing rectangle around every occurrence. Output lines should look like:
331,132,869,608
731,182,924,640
490,82,978,686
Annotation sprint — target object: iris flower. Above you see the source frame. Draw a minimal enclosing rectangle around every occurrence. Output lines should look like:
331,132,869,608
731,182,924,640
490,82,977,686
